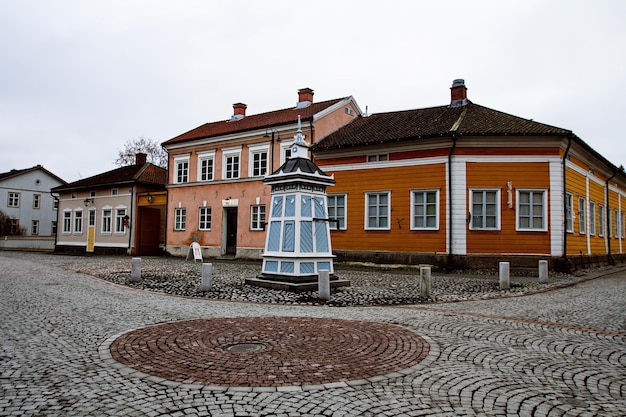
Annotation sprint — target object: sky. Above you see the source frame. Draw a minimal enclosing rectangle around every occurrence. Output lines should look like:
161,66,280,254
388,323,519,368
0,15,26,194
1,0,625,182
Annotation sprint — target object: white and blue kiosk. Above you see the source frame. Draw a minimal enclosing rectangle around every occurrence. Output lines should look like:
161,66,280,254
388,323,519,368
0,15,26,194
246,117,350,292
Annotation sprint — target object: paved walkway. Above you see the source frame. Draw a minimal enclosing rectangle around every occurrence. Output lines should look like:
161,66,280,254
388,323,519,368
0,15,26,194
1,252,625,416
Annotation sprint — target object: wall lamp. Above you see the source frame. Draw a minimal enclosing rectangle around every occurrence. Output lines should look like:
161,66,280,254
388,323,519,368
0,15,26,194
147,192,153,203
83,198,94,207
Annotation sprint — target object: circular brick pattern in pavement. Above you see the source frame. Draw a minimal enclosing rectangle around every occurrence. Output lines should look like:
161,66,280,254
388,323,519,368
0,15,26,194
109,317,429,387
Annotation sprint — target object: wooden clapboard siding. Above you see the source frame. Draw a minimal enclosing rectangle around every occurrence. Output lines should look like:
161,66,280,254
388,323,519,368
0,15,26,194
325,163,447,253
466,161,551,254
565,165,589,254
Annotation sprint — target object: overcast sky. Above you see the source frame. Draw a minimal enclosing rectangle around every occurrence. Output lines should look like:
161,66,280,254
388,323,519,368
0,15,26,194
1,0,625,182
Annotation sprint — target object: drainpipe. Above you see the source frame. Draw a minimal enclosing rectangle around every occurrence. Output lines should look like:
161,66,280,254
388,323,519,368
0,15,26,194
606,169,617,265
448,134,457,266
562,136,572,269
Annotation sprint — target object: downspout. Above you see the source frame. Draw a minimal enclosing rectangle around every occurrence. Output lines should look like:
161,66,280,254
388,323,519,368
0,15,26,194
562,136,572,269
606,169,617,265
448,134,457,266
128,185,135,255
447,107,466,268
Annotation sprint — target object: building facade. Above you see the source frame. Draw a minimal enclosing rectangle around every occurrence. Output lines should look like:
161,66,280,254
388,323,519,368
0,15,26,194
161,88,361,258
311,80,625,269
52,154,167,255
0,165,65,238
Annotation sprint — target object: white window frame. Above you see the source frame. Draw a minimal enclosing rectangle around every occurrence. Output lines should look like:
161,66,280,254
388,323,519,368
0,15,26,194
327,194,347,230
589,200,596,236
578,196,586,234
516,189,548,232
365,191,390,230
197,151,215,182
411,189,439,230
8,192,20,208
73,209,83,234
199,206,212,231
33,194,41,209
31,220,39,236
469,189,501,231
280,142,293,165
565,192,574,233
249,143,270,177
367,153,389,163
621,210,625,239
222,147,241,179
62,210,72,233
102,208,112,234
174,154,190,184
115,207,127,234
51,221,57,235
174,208,186,231
598,204,605,237
111,189,119,196
250,204,266,231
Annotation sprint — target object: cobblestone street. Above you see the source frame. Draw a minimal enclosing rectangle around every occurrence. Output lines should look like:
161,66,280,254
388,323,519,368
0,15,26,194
1,252,625,416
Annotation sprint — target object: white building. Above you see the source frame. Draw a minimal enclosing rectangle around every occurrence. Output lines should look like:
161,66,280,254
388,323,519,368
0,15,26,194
0,165,66,237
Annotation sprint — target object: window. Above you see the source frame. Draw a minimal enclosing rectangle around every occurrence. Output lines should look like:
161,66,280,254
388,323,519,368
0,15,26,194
615,209,620,239
470,190,499,230
621,211,625,239
31,220,39,235
102,209,112,233
115,208,126,233
174,208,186,231
599,204,605,237
174,156,189,183
63,211,71,233
517,190,547,231
33,194,41,209
565,193,573,233
111,189,119,196
73,210,83,233
411,190,439,230
589,201,596,236
51,221,57,235
251,205,266,230
365,192,390,230
199,207,212,230
367,154,388,162
327,194,346,230
249,144,269,177
8,192,19,208
88,209,96,227
223,149,240,179
283,145,292,163
198,152,215,182
10,219,20,234
578,197,586,234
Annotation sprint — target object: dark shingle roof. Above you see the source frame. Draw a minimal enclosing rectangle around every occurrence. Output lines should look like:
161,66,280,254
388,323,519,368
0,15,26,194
313,102,572,150
51,163,166,192
162,98,347,146
0,165,66,184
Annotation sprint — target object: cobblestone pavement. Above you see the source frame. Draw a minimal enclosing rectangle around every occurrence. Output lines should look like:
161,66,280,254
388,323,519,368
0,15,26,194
1,252,625,416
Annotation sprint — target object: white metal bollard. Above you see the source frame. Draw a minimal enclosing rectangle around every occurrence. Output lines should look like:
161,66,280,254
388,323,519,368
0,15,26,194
538,260,548,283
318,270,331,301
419,266,432,298
130,257,142,282
199,263,213,291
499,262,510,290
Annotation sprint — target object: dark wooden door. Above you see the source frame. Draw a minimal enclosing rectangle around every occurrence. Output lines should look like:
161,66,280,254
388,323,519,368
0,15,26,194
138,207,161,255
225,208,238,255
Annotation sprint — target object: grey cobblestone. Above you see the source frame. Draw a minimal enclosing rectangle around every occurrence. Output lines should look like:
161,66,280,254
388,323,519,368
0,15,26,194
1,252,625,416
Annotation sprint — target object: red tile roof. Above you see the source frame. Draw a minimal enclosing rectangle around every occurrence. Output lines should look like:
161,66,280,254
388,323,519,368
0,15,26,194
162,98,347,146
312,102,572,150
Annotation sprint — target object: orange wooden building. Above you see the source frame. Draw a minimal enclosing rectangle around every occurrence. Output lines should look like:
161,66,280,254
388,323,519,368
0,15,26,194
312,80,625,270
161,89,361,258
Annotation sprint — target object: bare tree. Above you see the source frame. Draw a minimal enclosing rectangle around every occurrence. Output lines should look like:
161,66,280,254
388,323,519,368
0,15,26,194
115,137,168,168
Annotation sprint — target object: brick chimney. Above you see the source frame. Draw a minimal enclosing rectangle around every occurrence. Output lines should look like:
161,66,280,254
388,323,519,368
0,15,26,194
450,79,468,107
296,88,314,108
135,152,147,165
232,103,247,120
